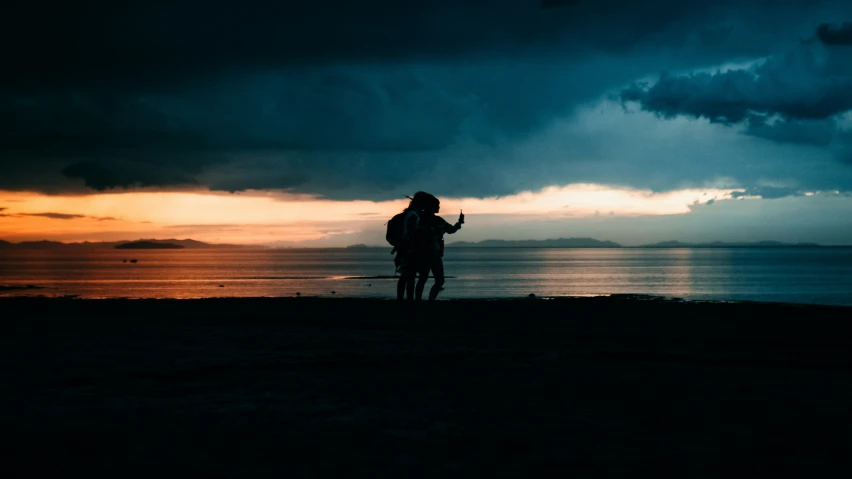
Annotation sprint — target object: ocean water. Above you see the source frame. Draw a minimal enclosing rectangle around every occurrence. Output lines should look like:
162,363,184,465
2,247,852,306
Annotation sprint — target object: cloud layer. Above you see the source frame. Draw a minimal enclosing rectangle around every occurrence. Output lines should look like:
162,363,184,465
817,22,852,45
621,40,852,123
7,212,118,221
2,1,852,199
620,22,852,191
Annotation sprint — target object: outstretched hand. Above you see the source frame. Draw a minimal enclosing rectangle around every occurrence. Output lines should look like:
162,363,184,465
458,210,465,224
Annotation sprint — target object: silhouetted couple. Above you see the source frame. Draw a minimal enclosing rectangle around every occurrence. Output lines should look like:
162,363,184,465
390,191,464,301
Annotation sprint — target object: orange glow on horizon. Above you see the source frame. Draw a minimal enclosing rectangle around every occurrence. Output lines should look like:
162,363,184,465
1,184,740,244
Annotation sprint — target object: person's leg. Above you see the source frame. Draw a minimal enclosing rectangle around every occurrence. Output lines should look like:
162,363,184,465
414,255,431,301
396,274,407,300
428,257,445,301
397,252,417,301
396,252,408,300
406,272,416,300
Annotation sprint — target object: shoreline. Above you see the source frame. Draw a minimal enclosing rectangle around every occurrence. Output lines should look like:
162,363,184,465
3,296,851,475
2,291,851,308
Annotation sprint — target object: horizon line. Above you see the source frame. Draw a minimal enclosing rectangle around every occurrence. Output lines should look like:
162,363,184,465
3,238,852,248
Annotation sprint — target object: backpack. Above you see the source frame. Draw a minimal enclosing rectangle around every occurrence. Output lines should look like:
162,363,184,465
386,212,406,247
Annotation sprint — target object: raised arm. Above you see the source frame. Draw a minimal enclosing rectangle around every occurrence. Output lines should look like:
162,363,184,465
438,217,462,234
443,221,462,234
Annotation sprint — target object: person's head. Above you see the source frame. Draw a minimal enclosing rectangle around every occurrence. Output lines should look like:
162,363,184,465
422,193,440,215
405,191,435,212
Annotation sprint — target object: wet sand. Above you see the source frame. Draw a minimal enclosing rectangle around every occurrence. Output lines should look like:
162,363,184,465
2,296,851,477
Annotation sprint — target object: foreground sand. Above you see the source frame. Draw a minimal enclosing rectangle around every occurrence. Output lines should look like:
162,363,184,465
2,296,851,476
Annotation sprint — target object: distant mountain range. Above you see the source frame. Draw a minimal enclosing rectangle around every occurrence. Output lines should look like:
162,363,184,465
115,241,184,249
0,238,840,250
447,238,831,248
0,239,256,249
638,240,823,248
449,238,621,248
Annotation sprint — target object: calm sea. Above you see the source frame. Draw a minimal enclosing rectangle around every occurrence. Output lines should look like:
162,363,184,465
2,247,852,306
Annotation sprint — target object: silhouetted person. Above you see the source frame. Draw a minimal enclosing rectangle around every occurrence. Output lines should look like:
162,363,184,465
393,192,432,301
414,194,463,301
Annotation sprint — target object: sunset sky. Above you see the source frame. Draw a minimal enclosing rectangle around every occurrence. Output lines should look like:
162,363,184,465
3,1,852,246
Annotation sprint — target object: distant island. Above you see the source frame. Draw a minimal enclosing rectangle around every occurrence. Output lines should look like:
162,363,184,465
639,241,823,248
115,241,184,250
446,238,833,248
0,237,843,250
449,238,622,248
0,238,259,250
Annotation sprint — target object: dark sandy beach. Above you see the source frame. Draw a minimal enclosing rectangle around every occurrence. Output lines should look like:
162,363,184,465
2,296,851,477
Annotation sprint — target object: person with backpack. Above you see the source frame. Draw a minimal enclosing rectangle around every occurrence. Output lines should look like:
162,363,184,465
386,192,431,301
413,193,464,301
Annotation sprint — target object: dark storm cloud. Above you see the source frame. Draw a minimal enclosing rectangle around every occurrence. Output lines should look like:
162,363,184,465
205,165,310,193
0,0,742,89
745,116,837,146
816,22,852,45
620,33,852,168
3,0,852,198
541,0,580,8
1,72,475,153
731,187,806,199
61,161,199,191
1,69,482,191
621,44,852,124
835,130,852,164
